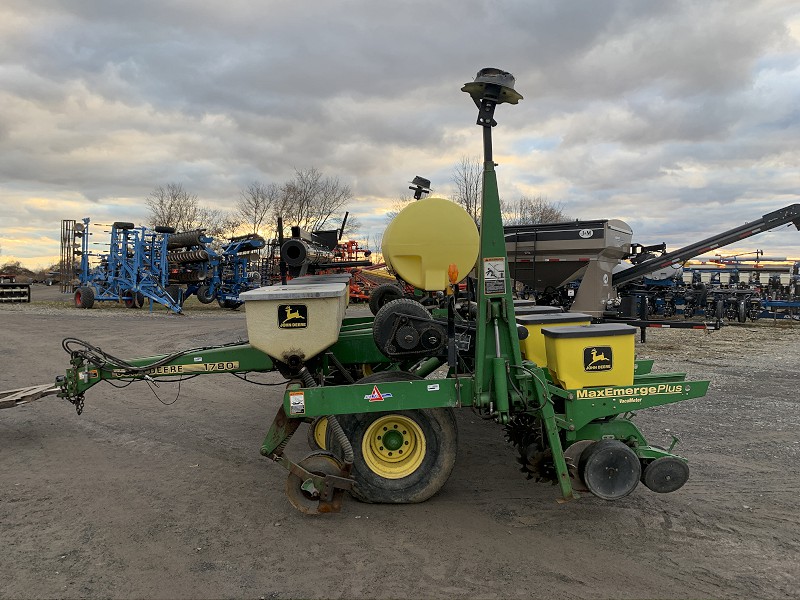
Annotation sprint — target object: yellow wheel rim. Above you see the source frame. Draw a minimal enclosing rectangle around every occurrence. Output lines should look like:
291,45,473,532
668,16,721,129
362,414,426,479
312,417,328,450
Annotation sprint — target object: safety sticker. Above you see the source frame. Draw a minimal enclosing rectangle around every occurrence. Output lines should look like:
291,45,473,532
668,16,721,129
289,391,305,415
427,384,440,392
483,257,506,295
365,385,393,402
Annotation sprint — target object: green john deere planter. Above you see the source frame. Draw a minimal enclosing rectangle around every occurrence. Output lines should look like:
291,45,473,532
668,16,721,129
7,68,709,514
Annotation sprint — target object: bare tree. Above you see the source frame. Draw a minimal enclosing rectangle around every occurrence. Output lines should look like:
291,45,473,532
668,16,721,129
145,183,238,239
384,193,415,224
146,183,202,231
330,213,362,239
236,181,279,235
452,155,483,224
199,207,240,240
369,232,384,264
503,195,571,225
275,168,352,232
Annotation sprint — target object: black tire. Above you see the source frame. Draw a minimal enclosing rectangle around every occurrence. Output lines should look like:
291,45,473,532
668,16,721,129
123,289,137,309
642,456,689,494
737,301,747,323
113,221,135,230
218,298,243,310
578,439,641,500
196,284,215,304
74,286,95,309
135,292,145,308
714,299,724,320
372,298,431,357
155,225,175,234
326,371,458,504
369,283,405,316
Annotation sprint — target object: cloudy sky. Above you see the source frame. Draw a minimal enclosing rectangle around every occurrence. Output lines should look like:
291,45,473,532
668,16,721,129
1,0,799,269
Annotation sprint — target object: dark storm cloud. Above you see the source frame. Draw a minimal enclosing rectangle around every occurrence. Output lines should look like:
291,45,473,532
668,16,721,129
0,0,798,265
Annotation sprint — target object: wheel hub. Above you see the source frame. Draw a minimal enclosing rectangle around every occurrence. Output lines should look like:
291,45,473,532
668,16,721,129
363,414,426,479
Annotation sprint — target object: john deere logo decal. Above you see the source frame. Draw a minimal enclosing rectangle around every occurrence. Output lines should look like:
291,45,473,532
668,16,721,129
365,385,393,402
278,304,307,328
584,346,613,371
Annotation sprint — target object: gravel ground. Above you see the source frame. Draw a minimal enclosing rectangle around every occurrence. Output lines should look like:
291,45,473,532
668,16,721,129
1,285,799,599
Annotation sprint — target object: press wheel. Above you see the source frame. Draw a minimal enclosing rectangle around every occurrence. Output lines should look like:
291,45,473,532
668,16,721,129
285,451,344,515
642,456,689,493
578,439,641,500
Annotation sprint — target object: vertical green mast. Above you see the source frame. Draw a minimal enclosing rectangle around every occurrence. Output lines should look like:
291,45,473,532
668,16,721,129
462,69,524,424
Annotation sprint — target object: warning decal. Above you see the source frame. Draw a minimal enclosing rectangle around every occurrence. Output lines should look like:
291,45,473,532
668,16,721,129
483,257,506,295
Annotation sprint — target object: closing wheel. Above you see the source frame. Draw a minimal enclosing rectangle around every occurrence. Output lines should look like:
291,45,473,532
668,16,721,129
642,456,689,493
285,451,345,515
307,416,329,451
579,439,641,500
326,372,458,504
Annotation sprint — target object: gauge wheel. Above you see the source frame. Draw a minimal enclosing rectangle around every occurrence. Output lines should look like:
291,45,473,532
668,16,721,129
285,451,344,515
578,439,641,500
325,372,458,504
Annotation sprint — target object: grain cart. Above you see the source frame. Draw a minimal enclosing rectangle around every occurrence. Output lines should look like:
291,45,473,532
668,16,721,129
7,69,709,514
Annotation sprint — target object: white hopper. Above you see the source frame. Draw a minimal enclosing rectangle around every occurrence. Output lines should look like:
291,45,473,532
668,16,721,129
239,283,348,364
